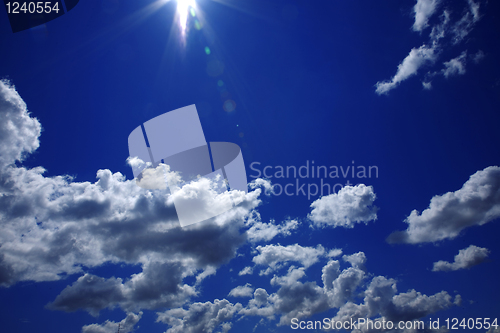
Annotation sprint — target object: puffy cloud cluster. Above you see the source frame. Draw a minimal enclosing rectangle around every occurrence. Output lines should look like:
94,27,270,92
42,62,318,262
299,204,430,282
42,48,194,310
245,214,299,242
332,276,458,332
252,244,325,275
47,261,198,315
0,80,467,332
157,299,242,333
228,283,254,298
203,251,458,329
433,245,490,271
0,80,273,332
376,0,484,95
387,166,500,244
0,80,41,169
82,312,142,333
308,184,378,228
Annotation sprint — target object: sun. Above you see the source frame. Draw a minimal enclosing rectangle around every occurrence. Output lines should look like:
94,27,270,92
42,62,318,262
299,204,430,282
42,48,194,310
176,0,196,35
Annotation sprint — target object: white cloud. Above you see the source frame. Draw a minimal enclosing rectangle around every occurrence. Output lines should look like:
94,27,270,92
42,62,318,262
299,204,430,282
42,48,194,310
487,327,500,333
429,10,450,42
433,245,490,271
422,81,433,90
309,184,378,228
472,50,485,64
333,275,458,331
237,288,275,320
0,80,41,170
467,0,480,22
157,299,242,333
327,248,343,258
387,166,500,244
238,266,253,276
442,51,467,78
321,259,341,291
238,252,458,328
82,312,142,333
229,283,254,298
451,10,478,45
413,0,441,32
324,254,367,308
248,178,273,195
0,80,271,321
0,79,471,332
343,252,367,270
46,261,198,315
375,45,437,95
375,0,483,94
390,289,455,321
252,244,325,274
269,266,330,325
246,216,298,242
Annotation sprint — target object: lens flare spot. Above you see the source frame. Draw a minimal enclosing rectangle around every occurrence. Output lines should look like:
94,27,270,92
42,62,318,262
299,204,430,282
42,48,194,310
204,46,211,55
217,80,224,87
223,100,236,112
190,7,196,17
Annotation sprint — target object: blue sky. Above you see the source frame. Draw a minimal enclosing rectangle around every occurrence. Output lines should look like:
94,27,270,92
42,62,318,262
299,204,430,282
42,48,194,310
0,0,500,332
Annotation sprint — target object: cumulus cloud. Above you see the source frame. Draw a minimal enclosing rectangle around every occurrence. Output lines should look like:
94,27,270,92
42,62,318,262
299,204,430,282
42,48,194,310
252,244,325,274
308,184,377,228
237,252,457,327
82,312,142,333
110,251,456,331
269,266,330,325
0,80,271,323
237,288,275,320
332,275,458,331
245,215,298,242
228,283,254,298
327,248,343,258
0,80,467,332
442,51,467,78
238,266,253,276
375,45,437,95
387,166,500,244
433,245,490,271
343,252,367,270
413,0,441,32
156,299,242,333
47,274,126,316
321,253,367,308
47,261,198,315
0,80,41,169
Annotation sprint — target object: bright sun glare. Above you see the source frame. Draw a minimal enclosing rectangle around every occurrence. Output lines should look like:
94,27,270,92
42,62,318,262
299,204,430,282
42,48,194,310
176,0,195,34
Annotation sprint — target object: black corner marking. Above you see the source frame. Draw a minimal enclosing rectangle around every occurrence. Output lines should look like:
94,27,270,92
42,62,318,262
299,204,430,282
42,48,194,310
3,0,79,33
64,0,78,11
